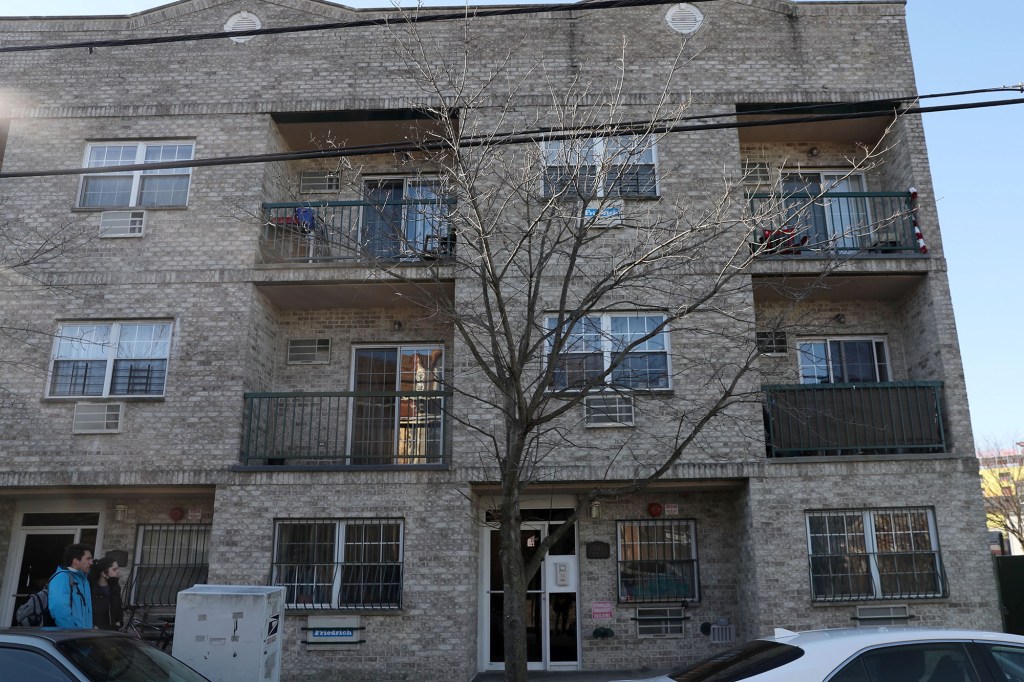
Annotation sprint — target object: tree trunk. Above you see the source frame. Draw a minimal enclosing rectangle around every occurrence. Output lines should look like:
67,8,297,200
499,435,529,682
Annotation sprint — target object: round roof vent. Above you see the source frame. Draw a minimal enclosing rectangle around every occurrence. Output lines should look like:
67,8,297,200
665,3,705,35
224,12,262,43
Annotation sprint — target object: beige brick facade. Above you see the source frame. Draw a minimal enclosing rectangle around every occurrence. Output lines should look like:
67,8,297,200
0,1,1000,680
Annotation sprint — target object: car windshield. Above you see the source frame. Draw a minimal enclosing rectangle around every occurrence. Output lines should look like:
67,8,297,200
55,635,208,682
667,639,804,682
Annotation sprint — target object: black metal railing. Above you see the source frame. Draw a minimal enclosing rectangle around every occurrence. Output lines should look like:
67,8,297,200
260,199,455,264
763,381,946,457
748,191,917,255
240,391,450,466
809,550,948,601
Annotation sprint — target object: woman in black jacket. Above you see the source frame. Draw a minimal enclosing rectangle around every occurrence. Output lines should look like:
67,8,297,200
89,556,124,630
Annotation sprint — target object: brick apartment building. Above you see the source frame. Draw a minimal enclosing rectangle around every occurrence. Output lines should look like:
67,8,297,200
0,0,1001,679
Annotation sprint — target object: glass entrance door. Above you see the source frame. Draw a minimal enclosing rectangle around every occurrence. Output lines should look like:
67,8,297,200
485,514,579,671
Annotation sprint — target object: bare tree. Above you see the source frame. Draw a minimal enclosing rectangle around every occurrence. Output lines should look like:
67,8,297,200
255,16,904,680
979,442,1024,553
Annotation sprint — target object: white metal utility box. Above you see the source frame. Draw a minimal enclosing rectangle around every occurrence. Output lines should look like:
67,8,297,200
173,585,285,682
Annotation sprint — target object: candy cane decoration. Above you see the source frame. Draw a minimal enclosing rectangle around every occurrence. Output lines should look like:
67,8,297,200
909,186,928,254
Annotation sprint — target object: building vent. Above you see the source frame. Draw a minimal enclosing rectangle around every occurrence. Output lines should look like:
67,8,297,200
742,160,772,188
584,395,634,427
300,170,341,193
636,607,686,638
287,338,331,365
224,12,262,43
99,211,145,237
854,604,911,626
73,403,123,434
665,4,705,35
710,622,736,644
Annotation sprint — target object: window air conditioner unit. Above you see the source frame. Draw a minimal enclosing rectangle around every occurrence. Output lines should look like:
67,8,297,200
99,211,146,237
854,604,911,626
584,395,634,427
72,403,123,434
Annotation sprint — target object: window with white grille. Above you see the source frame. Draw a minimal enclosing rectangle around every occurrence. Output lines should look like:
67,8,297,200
287,338,331,365
543,135,658,199
48,321,172,398
547,313,669,391
79,141,194,208
755,331,787,355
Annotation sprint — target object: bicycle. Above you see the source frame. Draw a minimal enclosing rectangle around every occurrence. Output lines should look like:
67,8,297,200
120,607,175,652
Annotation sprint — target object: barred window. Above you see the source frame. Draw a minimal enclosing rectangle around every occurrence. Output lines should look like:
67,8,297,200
617,519,698,603
49,321,172,398
806,507,945,601
272,519,404,610
128,524,210,606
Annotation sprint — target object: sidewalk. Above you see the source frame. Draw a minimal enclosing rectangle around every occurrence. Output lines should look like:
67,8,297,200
473,670,671,681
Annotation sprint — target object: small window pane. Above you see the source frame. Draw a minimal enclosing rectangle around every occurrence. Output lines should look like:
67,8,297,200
138,175,190,206
80,176,133,207
50,360,106,396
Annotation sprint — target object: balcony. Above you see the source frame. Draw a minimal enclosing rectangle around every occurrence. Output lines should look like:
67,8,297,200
239,390,450,467
763,382,946,458
748,192,918,257
260,198,455,264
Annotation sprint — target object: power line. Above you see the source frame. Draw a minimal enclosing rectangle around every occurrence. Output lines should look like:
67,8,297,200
0,0,700,54
1,95,1022,180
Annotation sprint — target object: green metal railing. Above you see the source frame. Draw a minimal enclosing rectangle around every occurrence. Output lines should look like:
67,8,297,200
240,390,450,466
748,191,917,255
260,199,456,263
763,381,946,457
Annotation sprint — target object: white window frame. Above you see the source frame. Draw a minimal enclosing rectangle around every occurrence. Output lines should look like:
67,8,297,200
271,518,405,610
542,135,659,198
546,312,671,392
805,507,944,602
796,336,890,385
78,140,195,208
47,320,173,398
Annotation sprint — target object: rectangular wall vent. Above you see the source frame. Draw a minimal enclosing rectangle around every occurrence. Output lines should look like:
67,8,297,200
854,604,911,626
287,338,331,365
99,211,145,237
584,395,634,427
710,623,736,644
635,607,686,638
73,403,123,434
299,170,341,193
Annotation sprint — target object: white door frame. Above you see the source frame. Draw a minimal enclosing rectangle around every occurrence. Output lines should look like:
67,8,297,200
1,498,106,625
477,495,581,673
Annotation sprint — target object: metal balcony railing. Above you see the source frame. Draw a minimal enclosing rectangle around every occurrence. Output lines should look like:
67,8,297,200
748,191,917,255
240,391,450,466
260,199,455,263
763,381,946,457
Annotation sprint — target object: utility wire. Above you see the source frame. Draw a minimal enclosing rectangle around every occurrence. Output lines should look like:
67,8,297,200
1,95,1022,180
0,0,700,54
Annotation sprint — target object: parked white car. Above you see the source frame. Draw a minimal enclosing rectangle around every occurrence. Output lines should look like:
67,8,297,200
616,626,1024,682
0,629,210,682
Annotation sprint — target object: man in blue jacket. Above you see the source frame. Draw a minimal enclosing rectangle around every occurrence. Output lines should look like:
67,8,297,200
48,543,94,629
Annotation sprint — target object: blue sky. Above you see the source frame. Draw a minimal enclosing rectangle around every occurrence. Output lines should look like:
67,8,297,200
8,0,1022,449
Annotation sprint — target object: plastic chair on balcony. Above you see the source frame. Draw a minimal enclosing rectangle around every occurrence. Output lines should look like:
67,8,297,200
758,228,809,255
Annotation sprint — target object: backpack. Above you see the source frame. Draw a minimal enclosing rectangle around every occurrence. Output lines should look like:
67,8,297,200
15,574,72,627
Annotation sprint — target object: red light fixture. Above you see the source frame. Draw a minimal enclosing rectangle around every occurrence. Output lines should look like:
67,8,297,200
647,502,663,518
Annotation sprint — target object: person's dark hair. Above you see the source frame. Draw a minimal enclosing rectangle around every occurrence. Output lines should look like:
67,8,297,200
62,543,93,568
89,556,119,588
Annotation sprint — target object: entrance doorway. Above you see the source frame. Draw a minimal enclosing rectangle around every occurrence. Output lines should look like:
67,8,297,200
484,508,579,671
4,507,102,626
